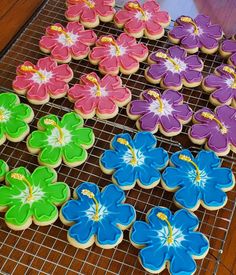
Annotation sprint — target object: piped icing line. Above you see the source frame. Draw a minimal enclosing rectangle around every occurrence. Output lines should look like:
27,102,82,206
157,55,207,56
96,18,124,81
223,66,236,88
86,74,102,96
155,52,181,71
128,2,147,20
180,16,199,34
117,137,137,165
50,25,73,44
81,189,99,221
100,36,121,56
219,35,236,67
20,65,46,80
201,111,227,134
11,172,34,202
147,90,163,112
157,212,173,244
179,154,201,181
44,118,64,144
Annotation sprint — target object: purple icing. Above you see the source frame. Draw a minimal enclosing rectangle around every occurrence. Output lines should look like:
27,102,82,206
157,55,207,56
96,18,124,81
169,14,223,51
147,46,203,88
221,36,236,67
190,106,236,154
128,89,193,134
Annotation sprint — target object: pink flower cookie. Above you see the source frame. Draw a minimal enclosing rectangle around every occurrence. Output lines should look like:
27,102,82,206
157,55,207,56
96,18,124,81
219,35,236,67
13,57,73,105
189,106,236,156
68,72,131,119
65,0,115,28
39,22,97,63
89,33,148,75
114,0,170,40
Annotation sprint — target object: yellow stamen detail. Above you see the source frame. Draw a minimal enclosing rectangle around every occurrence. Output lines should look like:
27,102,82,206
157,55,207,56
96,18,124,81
201,112,228,134
44,118,64,144
0,110,5,121
117,137,137,165
179,154,201,181
128,3,147,20
100,37,121,56
20,65,46,80
157,212,173,244
156,52,180,71
86,75,102,96
11,173,34,201
223,66,236,88
50,25,73,44
147,90,163,112
180,16,199,34
82,189,99,221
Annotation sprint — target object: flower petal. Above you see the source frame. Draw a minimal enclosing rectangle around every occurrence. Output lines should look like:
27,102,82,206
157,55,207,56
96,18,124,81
139,112,159,132
4,118,28,140
13,76,32,91
133,132,157,149
113,165,137,189
129,100,149,115
73,128,94,147
27,130,48,149
69,220,95,244
63,143,87,165
190,124,211,140
125,17,144,33
147,64,166,80
71,41,89,57
100,150,122,170
137,165,161,187
97,219,122,246
162,89,182,104
174,185,200,209
61,199,90,222
199,34,218,49
146,20,163,36
0,186,20,206
119,54,139,71
37,57,56,70
5,203,31,226
130,221,157,246
39,146,62,166
172,104,192,121
207,131,229,153
147,207,172,229
168,46,186,59
90,46,108,60
212,88,233,104
163,72,182,88
77,30,97,44
196,150,220,170
74,96,98,115
160,115,181,133
65,4,83,19
40,36,58,50
99,56,119,74
45,182,69,204
52,64,73,80
145,148,168,170
47,80,68,97
202,185,227,207
111,133,133,152
31,166,57,188
109,204,135,227
27,84,48,102
80,6,97,22
97,97,117,114
162,167,184,189
181,34,199,49
95,2,114,17
66,22,84,32
183,232,209,257
100,184,125,205
183,69,202,84
128,44,148,58
169,26,189,39
0,92,18,108
11,103,33,121
61,111,84,129
172,209,199,231
32,200,58,223
185,55,203,69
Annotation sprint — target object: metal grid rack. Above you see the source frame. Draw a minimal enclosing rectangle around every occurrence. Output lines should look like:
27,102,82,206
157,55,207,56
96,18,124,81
0,0,235,274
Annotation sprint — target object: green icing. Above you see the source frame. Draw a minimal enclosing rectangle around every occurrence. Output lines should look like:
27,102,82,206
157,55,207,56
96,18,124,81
27,112,95,167
0,159,8,180
0,166,70,228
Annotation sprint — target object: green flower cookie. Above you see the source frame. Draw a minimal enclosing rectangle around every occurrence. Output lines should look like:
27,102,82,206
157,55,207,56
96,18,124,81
27,112,95,168
0,92,34,145
0,166,70,230
0,159,9,181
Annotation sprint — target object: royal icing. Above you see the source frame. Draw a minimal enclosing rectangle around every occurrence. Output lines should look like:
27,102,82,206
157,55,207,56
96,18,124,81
146,46,203,90
27,112,95,168
13,57,73,104
203,64,236,107
0,93,33,145
0,166,70,230
60,182,136,248
130,207,209,274
68,72,131,119
89,33,148,75
169,14,223,53
100,132,169,190
162,149,235,210
114,0,170,39
220,35,236,67
0,160,8,181
39,22,97,63
189,106,236,156
128,89,192,135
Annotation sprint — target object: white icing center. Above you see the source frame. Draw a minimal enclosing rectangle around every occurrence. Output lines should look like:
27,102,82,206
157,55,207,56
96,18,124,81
148,98,174,116
157,226,185,247
86,204,108,221
0,107,11,122
123,149,145,166
187,169,209,188
57,32,79,47
187,26,204,36
12,185,45,205
90,86,108,97
47,127,72,147
225,77,236,89
109,45,126,57
164,58,187,73
31,70,53,84
135,10,151,21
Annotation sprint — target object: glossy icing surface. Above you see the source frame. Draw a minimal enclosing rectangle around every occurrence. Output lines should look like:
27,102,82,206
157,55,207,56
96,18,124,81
0,160,9,181
128,89,192,134
61,182,136,247
130,207,209,274
27,112,95,167
100,132,169,189
40,22,97,62
221,35,236,66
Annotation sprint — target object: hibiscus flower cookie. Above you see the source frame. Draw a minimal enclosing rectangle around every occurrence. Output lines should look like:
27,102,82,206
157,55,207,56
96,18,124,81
162,149,235,211
168,14,223,54
0,93,33,145
27,112,95,168
39,22,97,63
189,106,236,156
127,89,192,136
100,132,169,190
68,72,131,119
130,206,209,274
0,166,70,230
219,35,236,67
65,0,115,28
60,182,136,249
114,0,170,40
145,46,203,91
13,57,73,105
202,65,236,107
89,33,148,75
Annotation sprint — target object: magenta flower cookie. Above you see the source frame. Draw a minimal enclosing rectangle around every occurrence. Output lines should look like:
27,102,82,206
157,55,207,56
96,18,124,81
39,22,97,63
114,0,170,40
189,106,236,156
13,57,73,105
168,14,223,54
145,46,203,91
202,65,236,107
127,89,192,136
68,72,131,119
220,35,236,67
89,33,148,75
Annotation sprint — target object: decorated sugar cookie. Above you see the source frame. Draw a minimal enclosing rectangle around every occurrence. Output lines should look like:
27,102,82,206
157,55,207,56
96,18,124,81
0,166,70,230
114,0,170,40
39,22,97,63
220,35,236,67
189,106,236,156
130,207,209,274
127,89,192,136
0,160,8,181
13,57,73,105
168,14,223,54
0,93,33,145
68,72,131,119
145,46,203,91
89,33,148,75
162,149,235,211
100,132,169,190
27,112,95,168
60,182,136,249
65,0,115,28
202,65,236,107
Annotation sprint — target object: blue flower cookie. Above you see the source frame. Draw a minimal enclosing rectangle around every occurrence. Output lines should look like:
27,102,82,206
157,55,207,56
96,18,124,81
100,132,169,190
162,149,235,211
60,182,136,249
130,206,209,274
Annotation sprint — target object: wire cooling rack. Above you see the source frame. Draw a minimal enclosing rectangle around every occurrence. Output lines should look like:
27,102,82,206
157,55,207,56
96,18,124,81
0,0,235,274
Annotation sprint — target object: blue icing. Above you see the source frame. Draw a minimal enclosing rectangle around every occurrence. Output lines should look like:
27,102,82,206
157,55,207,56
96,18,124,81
162,149,235,210
100,132,169,189
130,207,209,275
61,182,136,248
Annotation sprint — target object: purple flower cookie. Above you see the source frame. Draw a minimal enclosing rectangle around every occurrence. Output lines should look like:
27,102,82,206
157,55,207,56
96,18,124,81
202,65,236,107
127,89,193,136
145,46,203,91
220,35,236,67
168,14,223,54
189,106,236,156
